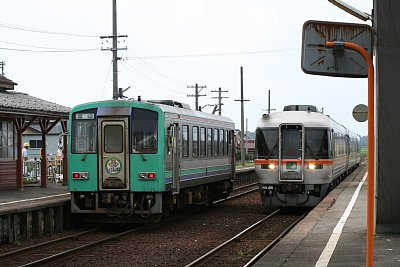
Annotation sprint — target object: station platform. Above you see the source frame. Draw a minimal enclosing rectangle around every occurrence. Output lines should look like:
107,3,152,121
0,183,70,244
0,182,69,214
254,162,400,267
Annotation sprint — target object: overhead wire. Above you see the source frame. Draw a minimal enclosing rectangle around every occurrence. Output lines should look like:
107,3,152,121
0,40,99,53
0,47,99,53
101,61,113,99
123,46,188,90
0,22,99,38
120,60,187,96
127,40,197,82
125,48,299,60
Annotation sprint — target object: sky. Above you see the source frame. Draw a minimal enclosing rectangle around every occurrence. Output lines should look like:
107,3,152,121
0,0,373,136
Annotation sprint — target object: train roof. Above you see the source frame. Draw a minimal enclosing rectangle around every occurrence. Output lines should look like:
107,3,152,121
257,111,332,128
70,99,234,128
149,100,234,127
256,110,358,137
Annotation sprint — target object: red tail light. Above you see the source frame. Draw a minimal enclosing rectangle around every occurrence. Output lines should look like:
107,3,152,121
138,172,156,180
72,172,89,179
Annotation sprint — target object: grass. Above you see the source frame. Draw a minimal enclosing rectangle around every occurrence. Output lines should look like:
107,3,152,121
361,146,368,157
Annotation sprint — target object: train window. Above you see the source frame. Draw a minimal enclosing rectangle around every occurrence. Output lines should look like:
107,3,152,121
132,109,158,154
305,129,330,159
227,130,232,156
182,125,189,157
207,128,213,157
214,129,219,156
281,126,301,159
226,130,229,155
219,129,224,156
192,126,199,157
200,127,206,157
104,125,123,153
71,110,97,154
255,128,278,159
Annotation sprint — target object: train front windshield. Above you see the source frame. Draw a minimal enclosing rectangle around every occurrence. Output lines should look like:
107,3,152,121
256,126,331,160
305,128,330,159
71,109,97,154
71,108,158,155
132,108,158,154
281,126,302,159
256,128,278,159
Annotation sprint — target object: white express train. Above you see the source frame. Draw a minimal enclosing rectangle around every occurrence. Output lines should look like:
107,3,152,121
255,105,361,207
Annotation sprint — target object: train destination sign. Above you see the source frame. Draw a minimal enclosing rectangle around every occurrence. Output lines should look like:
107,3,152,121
301,20,373,78
352,104,368,122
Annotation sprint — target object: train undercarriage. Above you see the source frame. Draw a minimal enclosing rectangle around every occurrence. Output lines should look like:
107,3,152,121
71,180,232,223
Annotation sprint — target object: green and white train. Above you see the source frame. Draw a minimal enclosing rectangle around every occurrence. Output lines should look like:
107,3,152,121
68,99,235,222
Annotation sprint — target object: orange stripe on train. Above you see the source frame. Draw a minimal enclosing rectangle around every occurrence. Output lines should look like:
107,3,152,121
255,159,334,165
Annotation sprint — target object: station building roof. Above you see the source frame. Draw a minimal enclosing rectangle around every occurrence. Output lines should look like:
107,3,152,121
0,75,70,119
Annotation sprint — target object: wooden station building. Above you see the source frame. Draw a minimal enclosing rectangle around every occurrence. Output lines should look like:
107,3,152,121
0,75,70,189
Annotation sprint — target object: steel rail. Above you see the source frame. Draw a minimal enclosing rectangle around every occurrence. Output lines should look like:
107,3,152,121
2,182,258,266
243,211,309,267
19,224,156,267
0,228,99,260
185,209,281,267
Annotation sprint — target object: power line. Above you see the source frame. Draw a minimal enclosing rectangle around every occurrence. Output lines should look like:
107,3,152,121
120,61,187,95
0,47,99,53
124,49,188,90
0,40,99,52
127,40,197,82
125,48,299,60
0,22,99,38
101,61,113,99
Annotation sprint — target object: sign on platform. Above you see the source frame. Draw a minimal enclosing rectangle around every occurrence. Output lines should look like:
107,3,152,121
353,104,368,122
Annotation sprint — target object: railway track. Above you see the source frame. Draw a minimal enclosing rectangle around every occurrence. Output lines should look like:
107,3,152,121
0,183,257,267
0,225,151,267
185,208,309,267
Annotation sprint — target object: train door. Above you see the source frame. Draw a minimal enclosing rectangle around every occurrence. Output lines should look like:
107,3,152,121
279,124,305,182
98,117,129,190
167,123,180,194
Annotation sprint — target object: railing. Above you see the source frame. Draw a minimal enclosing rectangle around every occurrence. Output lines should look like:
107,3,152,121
23,159,64,184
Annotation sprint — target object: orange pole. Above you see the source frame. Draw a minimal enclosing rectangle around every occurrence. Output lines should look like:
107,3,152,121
326,41,374,267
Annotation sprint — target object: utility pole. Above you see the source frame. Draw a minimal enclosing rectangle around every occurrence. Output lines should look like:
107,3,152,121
100,0,127,100
0,61,5,76
245,118,248,155
211,87,229,115
267,89,276,114
187,83,206,111
234,67,250,167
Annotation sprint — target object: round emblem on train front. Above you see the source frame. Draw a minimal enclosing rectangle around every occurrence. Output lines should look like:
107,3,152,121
105,158,122,175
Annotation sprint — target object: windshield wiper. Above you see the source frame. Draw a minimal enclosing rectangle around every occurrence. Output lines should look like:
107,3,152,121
306,144,319,160
265,144,277,160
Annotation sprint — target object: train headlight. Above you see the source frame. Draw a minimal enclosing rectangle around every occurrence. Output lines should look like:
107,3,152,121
261,163,276,170
308,164,323,170
269,163,276,170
